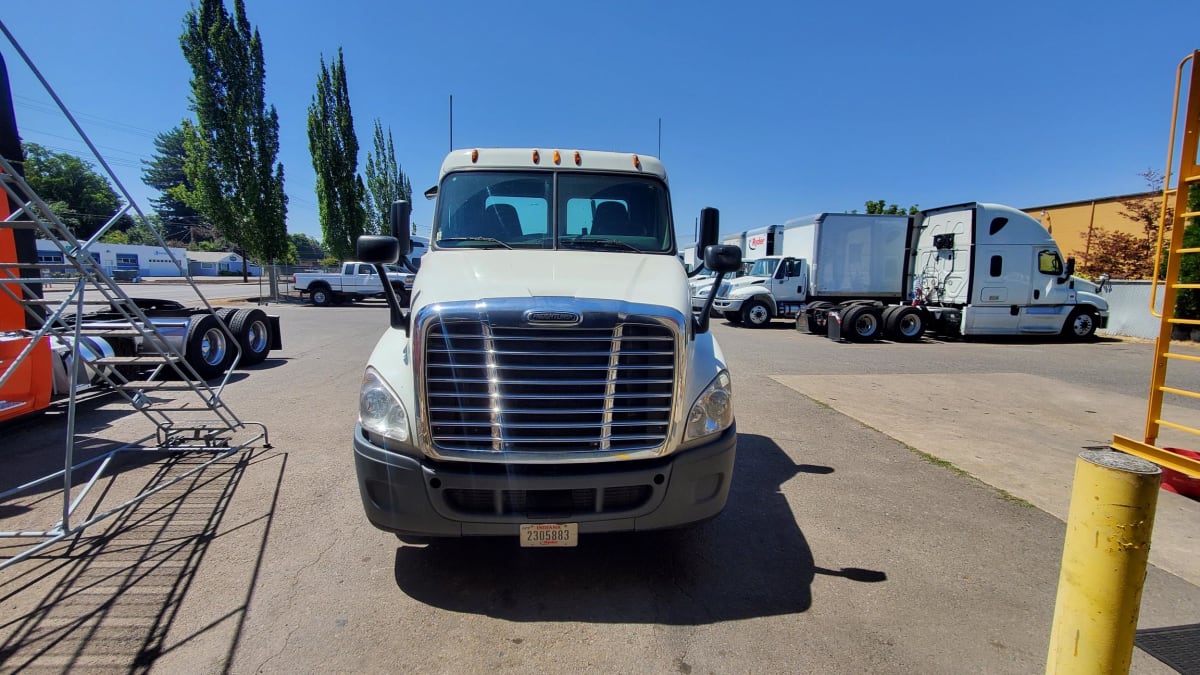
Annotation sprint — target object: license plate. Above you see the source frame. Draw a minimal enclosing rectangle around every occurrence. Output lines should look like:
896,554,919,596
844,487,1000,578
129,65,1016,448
519,522,578,547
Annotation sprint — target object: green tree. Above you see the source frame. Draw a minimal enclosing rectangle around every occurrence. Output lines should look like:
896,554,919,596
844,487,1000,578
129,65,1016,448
175,0,288,282
864,200,919,215
364,119,413,236
21,142,124,240
289,232,325,261
142,124,212,244
125,214,169,247
307,48,365,260
1177,185,1200,320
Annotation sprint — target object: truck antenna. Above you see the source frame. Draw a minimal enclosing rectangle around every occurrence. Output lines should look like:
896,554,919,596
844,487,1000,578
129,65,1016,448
657,117,662,157
449,94,454,151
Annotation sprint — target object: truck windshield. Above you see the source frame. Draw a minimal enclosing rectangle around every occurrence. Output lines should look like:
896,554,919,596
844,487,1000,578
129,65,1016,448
434,170,674,253
747,258,779,277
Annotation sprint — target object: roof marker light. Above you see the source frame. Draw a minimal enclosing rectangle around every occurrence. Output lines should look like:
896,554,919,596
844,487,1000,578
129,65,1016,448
632,154,641,170
552,150,561,165
574,151,581,166
532,149,540,164
471,149,479,163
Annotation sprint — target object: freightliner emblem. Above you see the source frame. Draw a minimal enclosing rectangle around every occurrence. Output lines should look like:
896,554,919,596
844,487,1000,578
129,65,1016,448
525,310,582,325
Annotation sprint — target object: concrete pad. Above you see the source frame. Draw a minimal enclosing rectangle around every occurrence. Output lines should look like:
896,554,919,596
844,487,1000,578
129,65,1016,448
772,372,1200,586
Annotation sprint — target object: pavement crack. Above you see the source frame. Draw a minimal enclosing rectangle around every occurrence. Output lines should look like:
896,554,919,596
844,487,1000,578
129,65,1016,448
254,621,300,673
289,537,338,588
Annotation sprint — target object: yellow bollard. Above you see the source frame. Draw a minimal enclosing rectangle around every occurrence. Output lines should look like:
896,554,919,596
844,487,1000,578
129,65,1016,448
1047,450,1161,674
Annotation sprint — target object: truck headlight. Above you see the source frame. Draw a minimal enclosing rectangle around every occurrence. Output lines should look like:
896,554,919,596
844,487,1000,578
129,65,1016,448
359,368,409,443
685,370,733,441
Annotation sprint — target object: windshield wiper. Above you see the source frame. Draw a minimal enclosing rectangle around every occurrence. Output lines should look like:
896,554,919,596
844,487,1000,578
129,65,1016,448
439,237,513,250
560,237,640,252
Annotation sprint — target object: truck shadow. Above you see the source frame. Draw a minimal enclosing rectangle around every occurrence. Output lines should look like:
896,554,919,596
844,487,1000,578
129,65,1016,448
391,433,886,624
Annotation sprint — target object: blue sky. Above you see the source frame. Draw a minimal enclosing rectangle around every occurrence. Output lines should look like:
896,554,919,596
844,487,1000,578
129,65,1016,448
2,1,1198,248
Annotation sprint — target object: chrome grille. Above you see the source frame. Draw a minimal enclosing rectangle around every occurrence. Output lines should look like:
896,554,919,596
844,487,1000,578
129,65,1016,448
423,318,676,456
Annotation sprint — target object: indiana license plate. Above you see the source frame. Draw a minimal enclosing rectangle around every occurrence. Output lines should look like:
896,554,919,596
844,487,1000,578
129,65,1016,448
519,523,578,547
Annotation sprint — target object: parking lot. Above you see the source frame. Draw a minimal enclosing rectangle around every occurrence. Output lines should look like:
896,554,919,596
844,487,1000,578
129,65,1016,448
2,300,1198,673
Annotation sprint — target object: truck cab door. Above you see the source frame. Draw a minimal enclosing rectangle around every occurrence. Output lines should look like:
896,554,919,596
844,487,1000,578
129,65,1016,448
769,258,804,301
1019,247,1074,333
358,264,383,293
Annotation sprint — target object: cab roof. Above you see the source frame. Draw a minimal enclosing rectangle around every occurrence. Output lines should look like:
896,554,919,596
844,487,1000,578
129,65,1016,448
439,148,667,183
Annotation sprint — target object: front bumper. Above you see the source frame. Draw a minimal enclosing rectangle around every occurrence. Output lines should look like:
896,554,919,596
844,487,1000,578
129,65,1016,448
353,423,737,537
712,297,744,313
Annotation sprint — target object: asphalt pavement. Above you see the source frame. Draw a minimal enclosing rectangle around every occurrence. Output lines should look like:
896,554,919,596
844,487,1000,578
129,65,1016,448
0,305,1196,673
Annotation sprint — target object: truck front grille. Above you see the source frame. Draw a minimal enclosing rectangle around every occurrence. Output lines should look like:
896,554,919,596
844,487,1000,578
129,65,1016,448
423,318,676,457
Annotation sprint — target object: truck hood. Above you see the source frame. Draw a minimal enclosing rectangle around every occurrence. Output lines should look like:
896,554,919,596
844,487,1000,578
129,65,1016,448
1076,290,1109,313
725,275,767,291
411,250,689,312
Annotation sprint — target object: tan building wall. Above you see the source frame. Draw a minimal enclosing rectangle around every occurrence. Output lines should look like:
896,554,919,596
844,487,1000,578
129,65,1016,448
1021,190,1175,277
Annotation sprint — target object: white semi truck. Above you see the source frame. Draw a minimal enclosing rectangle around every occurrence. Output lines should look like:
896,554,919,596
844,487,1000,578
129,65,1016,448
351,148,742,545
709,203,1109,341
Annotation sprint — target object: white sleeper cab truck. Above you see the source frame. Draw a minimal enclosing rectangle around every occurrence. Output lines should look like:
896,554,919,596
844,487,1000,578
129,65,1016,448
351,148,742,546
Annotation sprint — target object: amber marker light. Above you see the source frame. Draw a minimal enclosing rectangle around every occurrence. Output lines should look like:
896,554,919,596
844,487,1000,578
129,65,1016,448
552,150,561,165
632,154,641,169
574,151,581,166
532,149,540,164
471,149,479,163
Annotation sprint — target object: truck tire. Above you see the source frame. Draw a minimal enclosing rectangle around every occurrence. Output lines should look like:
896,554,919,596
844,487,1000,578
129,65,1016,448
309,283,333,307
184,314,231,380
230,308,272,366
841,305,883,342
724,311,742,324
741,298,772,328
1061,307,1098,341
216,307,238,326
887,306,927,342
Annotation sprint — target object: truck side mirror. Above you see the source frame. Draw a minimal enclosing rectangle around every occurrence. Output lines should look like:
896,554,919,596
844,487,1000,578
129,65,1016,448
704,244,742,274
697,207,719,259
1059,256,1076,284
390,200,412,253
357,235,400,264
357,235,408,331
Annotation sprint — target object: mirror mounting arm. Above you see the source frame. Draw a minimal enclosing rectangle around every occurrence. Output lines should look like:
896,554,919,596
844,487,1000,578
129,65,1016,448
373,263,409,331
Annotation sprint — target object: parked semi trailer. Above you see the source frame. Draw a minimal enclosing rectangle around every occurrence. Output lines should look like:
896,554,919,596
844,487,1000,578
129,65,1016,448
708,203,1109,341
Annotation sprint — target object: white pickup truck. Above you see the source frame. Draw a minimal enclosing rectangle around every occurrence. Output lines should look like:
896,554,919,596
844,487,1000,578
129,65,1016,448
293,262,414,307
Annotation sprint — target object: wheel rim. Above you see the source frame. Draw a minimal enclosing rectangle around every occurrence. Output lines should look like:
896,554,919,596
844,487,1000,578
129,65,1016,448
898,313,922,337
748,305,769,324
1074,314,1094,336
247,320,269,352
854,314,878,336
201,327,228,366
313,290,326,304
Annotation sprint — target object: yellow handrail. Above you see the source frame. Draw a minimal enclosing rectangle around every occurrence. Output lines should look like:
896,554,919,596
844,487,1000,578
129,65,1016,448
1148,52,1192,317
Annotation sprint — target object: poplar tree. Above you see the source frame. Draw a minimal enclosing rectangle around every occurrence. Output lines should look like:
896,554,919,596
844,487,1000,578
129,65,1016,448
175,0,288,281
364,120,413,236
307,49,365,261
